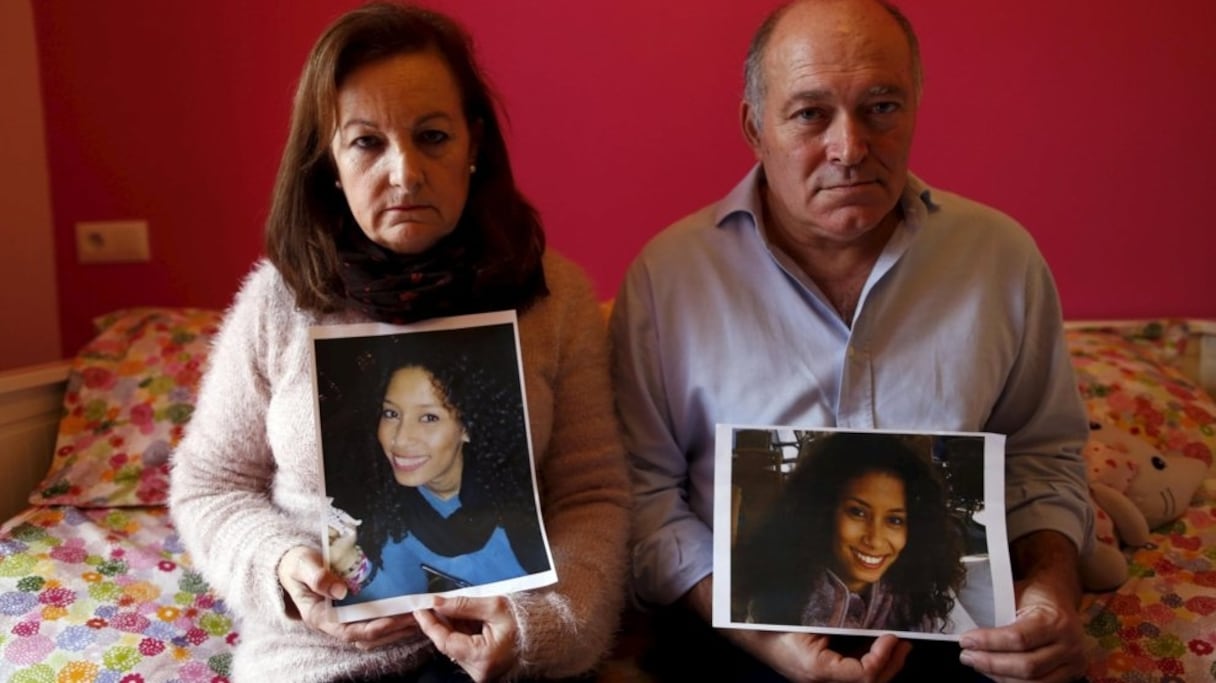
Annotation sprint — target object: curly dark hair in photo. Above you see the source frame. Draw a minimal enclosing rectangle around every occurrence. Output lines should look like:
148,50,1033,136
733,431,965,633
323,329,547,576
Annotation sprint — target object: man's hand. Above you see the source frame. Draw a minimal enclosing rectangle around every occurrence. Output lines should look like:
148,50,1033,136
734,629,911,683
683,576,910,683
958,531,1086,683
276,545,420,649
415,594,518,682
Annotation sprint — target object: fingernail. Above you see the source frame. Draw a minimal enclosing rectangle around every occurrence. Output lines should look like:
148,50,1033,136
959,652,974,667
959,637,975,649
332,585,348,600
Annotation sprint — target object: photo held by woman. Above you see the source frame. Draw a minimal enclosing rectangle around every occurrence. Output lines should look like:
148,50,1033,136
312,317,553,613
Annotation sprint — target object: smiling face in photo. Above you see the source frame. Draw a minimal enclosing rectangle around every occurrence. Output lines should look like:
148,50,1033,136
829,469,908,592
377,365,467,498
331,50,479,255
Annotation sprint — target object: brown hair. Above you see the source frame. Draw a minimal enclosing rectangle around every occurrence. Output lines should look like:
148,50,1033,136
265,1,545,313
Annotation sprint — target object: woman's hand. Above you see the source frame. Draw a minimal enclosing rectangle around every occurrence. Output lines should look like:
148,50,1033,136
277,545,420,649
415,595,518,682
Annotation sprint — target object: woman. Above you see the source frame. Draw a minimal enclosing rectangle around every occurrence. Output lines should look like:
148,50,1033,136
168,3,630,681
732,431,968,634
323,333,549,602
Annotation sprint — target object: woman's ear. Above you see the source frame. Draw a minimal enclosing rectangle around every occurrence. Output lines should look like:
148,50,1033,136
462,430,471,444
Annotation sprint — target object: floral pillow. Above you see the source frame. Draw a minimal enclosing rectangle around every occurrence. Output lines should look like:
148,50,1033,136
1067,320,1216,471
29,307,224,507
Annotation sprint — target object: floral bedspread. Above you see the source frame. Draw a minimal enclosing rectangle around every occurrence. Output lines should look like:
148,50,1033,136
0,506,236,683
1,494,1214,683
1080,481,1216,683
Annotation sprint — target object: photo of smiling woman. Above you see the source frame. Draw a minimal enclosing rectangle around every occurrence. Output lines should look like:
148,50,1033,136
731,431,973,635
315,320,549,607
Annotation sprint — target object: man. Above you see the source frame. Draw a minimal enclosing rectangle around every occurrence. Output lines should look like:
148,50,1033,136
609,1,1093,681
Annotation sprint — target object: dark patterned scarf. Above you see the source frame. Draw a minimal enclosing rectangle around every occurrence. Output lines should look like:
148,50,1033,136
397,483,500,558
335,226,546,324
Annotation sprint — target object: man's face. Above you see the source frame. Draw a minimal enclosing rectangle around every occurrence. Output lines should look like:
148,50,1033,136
743,0,918,246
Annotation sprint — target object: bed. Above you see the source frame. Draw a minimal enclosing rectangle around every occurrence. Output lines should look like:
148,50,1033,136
0,308,233,682
1,307,1214,682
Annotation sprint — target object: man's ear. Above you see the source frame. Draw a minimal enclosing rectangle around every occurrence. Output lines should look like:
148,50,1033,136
740,100,763,159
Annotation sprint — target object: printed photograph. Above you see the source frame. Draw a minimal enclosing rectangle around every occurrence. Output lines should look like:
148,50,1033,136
713,426,1013,642
310,311,556,622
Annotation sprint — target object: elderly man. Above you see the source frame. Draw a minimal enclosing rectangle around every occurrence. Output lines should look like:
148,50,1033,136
610,1,1092,682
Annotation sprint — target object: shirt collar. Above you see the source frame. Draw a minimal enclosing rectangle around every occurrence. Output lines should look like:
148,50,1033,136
899,172,938,230
713,164,765,228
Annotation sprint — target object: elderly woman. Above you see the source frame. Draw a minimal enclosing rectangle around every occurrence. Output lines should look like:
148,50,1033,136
168,3,630,682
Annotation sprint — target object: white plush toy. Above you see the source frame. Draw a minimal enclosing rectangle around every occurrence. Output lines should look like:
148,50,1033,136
326,502,371,595
1080,419,1207,592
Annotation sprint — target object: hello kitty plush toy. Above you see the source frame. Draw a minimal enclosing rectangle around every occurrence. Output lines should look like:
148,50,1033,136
1079,419,1207,592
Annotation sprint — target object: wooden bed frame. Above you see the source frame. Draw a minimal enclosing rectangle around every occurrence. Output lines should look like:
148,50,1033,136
1063,318,1216,395
0,318,1211,520
0,360,69,521
0,319,1214,683
0,320,1213,523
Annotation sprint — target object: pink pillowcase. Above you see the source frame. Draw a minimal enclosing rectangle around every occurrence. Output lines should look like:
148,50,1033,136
30,307,223,507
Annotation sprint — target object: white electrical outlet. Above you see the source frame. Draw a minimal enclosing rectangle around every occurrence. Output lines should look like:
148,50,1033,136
75,220,151,263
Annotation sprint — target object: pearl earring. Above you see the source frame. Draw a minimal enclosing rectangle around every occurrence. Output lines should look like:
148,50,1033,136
469,164,477,174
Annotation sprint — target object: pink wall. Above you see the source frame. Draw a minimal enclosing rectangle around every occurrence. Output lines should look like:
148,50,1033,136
33,1,1216,355
1,0,60,370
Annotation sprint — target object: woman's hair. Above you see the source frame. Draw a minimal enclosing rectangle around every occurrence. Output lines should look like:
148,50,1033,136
326,328,541,571
265,1,545,313
733,431,965,631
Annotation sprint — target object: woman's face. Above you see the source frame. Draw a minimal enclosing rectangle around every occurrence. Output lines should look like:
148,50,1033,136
829,470,908,592
331,50,479,255
377,366,467,499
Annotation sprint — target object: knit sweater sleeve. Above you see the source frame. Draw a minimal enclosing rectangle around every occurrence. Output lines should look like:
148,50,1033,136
505,253,632,679
168,262,317,626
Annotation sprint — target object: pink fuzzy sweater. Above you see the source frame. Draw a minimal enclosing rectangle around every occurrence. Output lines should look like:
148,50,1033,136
169,252,631,682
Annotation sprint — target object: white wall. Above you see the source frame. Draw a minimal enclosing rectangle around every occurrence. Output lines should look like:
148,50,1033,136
0,0,61,370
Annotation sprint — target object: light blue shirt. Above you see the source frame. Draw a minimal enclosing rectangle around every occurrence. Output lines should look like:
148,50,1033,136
344,486,527,604
610,166,1093,607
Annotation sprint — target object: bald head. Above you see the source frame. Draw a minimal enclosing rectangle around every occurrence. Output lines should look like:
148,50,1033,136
743,0,922,125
